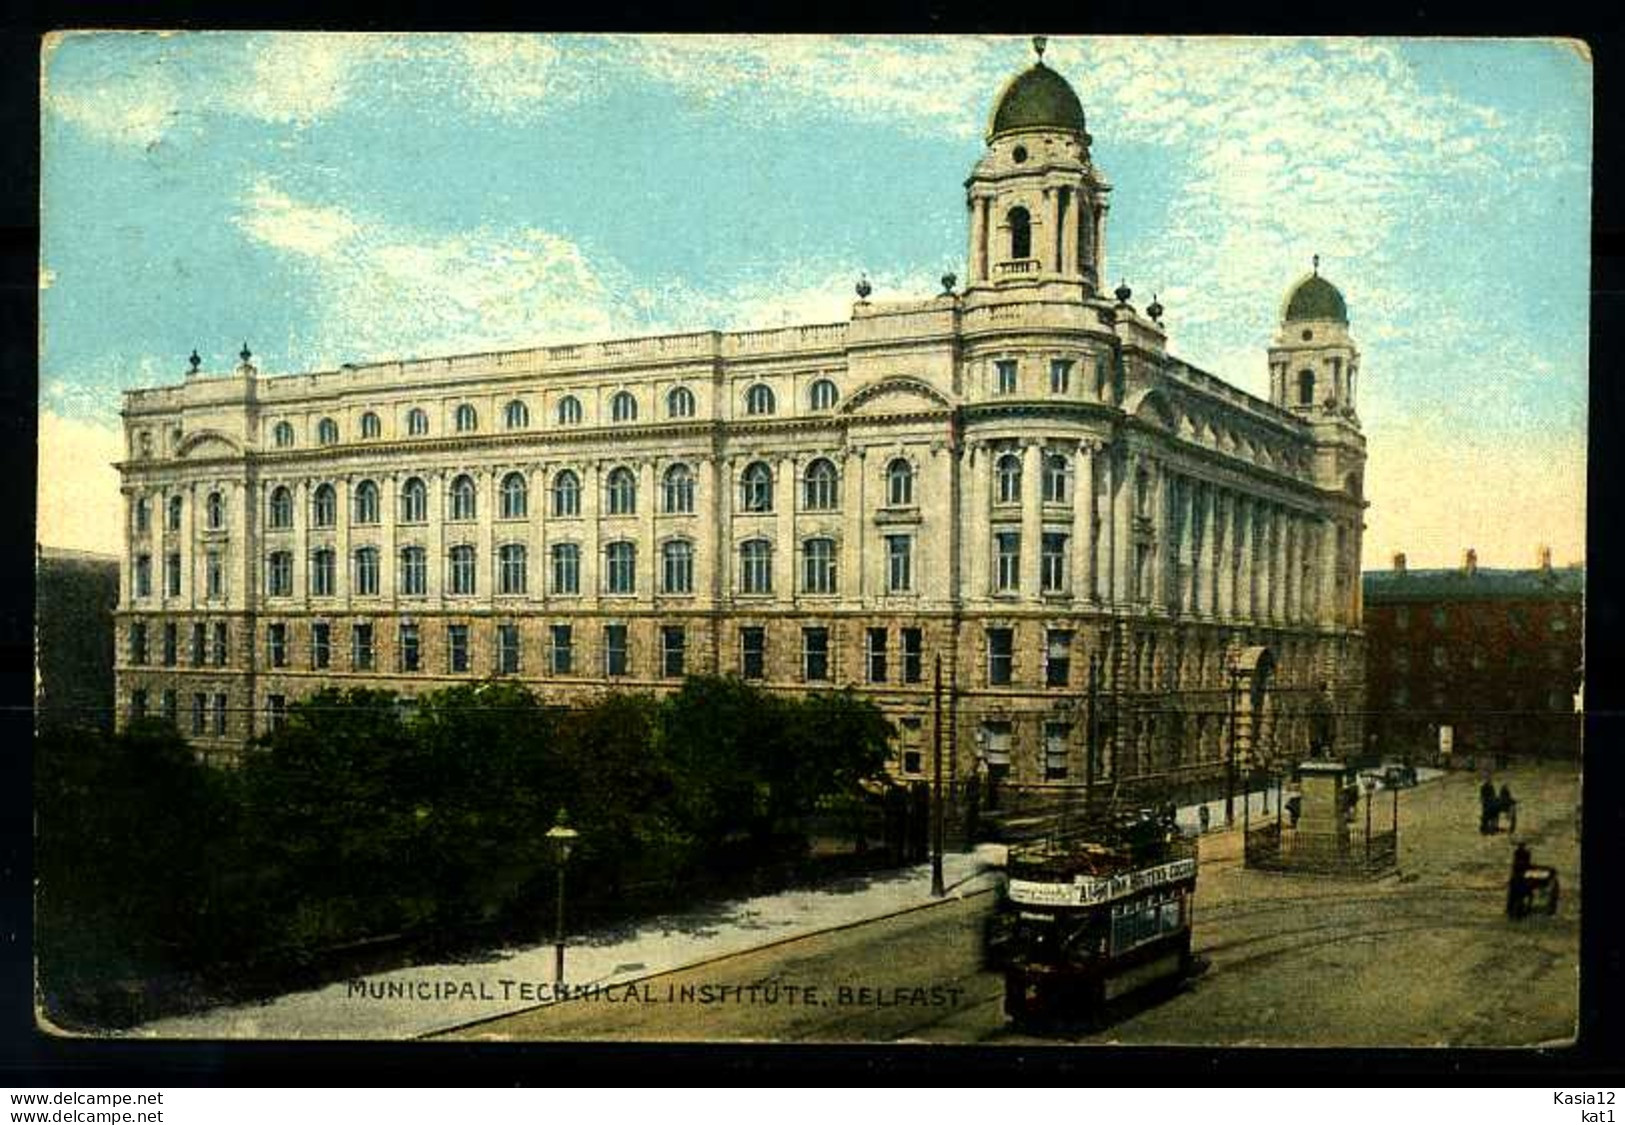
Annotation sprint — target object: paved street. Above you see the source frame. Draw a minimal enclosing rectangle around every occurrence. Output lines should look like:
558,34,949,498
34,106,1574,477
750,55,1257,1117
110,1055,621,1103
442,761,1579,1046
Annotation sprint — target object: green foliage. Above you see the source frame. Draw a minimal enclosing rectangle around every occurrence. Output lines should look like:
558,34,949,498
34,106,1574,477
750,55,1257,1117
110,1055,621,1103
35,675,897,1024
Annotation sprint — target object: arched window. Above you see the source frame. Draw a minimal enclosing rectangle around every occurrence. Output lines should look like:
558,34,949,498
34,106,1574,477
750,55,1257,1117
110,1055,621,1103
809,379,839,411
552,470,581,517
503,400,529,429
887,458,914,507
500,471,528,519
802,537,837,594
317,418,339,445
1298,369,1316,406
267,487,291,529
606,466,637,515
400,477,427,523
455,404,478,433
611,391,638,423
204,491,226,530
557,395,582,426
1008,206,1031,260
740,539,773,594
498,543,527,594
662,540,694,594
166,495,183,531
353,479,380,525
312,483,336,528
360,411,381,439
1135,468,1152,516
996,453,1023,505
449,474,477,521
273,421,295,448
745,383,776,416
1042,453,1070,504
448,545,477,595
667,386,696,419
134,496,151,533
605,541,636,594
663,464,695,514
803,458,839,511
741,461,773,513
407,408,429,436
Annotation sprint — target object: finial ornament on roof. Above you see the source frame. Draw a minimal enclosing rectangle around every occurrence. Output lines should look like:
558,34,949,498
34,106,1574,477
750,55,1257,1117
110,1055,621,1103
1033,36,1047,63
239,341,252,364
855,273,872,300
1312,254,1320,276
187,349,201,374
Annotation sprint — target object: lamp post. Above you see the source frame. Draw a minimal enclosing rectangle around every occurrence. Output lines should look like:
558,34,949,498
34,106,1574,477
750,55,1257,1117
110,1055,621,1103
1225,667,1240,827
931,654,945,898
545,810,579,985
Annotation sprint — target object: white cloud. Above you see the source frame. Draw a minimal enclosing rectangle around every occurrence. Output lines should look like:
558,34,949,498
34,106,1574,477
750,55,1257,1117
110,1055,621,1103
223,33,388,125
37,410,124,555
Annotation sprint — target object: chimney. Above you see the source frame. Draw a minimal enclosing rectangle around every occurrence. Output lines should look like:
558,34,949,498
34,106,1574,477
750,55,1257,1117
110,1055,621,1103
1392,552,1406,574
1463,548,1478,576
1538,544,1553,571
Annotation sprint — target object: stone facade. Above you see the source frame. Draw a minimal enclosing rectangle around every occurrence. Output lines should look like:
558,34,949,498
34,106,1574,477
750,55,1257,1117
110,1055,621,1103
113,55,1368,796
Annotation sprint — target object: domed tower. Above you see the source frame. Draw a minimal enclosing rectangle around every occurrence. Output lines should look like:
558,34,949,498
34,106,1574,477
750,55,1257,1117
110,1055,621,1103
964,38,1110,296
1268,259,1361,419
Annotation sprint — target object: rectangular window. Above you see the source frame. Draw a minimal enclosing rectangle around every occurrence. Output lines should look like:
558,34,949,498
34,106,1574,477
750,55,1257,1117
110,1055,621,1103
355,549,380,596
212,622,228,667
803,627,830,682
1045,629,1072,688
352,622,374,671
1049,358,1072,394
447,624,469,673
134,499,149,534
128,622,148,665
267,694,287,732
400,548,428,596
995,532,1021,593
312,621,331,669
161,689,177,725
899,718,924,776
129,689,148,721
661,625,686,678
866,627,888,683
164,552,181,597
886,535,913,593
311,550,336,598
191,622,206,667
1041,532,1068,593
1045,722,1071,781
134,554,151,598
741,626,766,680
988,627,1014,686
212,693,228,736
902,627,924,684
266,551,292,597
499,547,527,596
399,622,420,672
191,692,207,736
205,551,223,599
498,624,521,674
267,622,287,668
605,624,629,677
995,359,1018,395
550,625,574,675
162,623,178,667
1134,542,1151,601
552,544,581,595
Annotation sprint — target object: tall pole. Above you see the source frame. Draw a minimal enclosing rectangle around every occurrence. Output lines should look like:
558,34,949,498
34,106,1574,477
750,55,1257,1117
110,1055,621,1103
932,653,946,897
1225,669,1238,827
553,860,567,984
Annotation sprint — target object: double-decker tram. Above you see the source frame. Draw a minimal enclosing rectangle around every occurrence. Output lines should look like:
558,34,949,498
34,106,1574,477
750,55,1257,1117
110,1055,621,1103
986,807,1198,1028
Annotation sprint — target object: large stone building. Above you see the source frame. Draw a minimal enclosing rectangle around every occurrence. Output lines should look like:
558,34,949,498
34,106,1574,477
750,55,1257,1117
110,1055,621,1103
113,48,1368,801
36,544,121,733
1363,548,1582,764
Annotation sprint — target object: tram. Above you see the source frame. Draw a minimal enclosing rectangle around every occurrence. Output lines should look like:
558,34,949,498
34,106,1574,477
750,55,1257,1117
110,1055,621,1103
986,808,1198,1028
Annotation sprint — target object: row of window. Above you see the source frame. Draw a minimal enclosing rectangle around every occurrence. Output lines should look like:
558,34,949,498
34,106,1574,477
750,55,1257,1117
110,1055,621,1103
128,618,1081,688
133,491,228,535
267,381,845,449
1386,605,1574,634
132,552,228,599
127,689,231,736
1388,646,1574,673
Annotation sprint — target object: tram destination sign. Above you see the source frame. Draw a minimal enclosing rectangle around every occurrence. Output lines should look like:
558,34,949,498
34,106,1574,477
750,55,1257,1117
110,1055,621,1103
1008,857,1198,908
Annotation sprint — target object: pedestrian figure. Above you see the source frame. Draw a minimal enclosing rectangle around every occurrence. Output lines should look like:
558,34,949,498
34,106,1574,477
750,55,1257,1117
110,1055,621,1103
1498,784,1517,834
1198,805,1211,834
1286,794,1302,828
1479,778,1497,834
1507,841,1533,919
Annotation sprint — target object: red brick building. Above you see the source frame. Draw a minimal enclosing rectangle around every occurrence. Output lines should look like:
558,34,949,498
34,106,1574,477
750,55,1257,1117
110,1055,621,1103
1363,548,1582,764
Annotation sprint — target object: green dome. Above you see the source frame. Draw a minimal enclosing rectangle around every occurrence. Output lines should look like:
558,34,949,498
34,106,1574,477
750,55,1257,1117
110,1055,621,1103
1284,274,1348,324
988,63,1088,140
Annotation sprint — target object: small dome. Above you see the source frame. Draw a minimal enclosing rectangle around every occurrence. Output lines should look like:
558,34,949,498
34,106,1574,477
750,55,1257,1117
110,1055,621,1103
1283,274,1348,324
988,63,1088,141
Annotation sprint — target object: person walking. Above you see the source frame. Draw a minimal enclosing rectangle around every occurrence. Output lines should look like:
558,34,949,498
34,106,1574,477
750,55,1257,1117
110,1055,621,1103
1507,841,1533,919
1498,784,1517,834
1479,778,1497,834
1198,804,1211,834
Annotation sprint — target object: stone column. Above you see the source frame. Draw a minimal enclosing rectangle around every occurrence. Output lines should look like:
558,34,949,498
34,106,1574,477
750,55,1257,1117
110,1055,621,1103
965,443,989,600
1150,460,1169,609
775,454,796,601
427,469,445,607
334,477,351,600
841,449,866,606
1072,441,1094,599
974,197,991,281
1113,446,1135,607
293,479,311,602
1212,490,1230,619
1094,206,1108,285
640,459,659,603
1273,507,1289,624
381,474,397,608
1021,440,1043,601
478,467,497,602
1237,497,1255,622
181,483,196,608
583,461,602,607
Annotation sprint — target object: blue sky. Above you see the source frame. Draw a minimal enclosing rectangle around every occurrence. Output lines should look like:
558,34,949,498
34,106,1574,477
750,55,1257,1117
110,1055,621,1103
39,34,1590,567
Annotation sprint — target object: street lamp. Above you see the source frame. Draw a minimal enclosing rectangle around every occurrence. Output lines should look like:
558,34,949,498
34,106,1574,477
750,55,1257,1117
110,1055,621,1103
931,654,945,898
545,810,579,985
